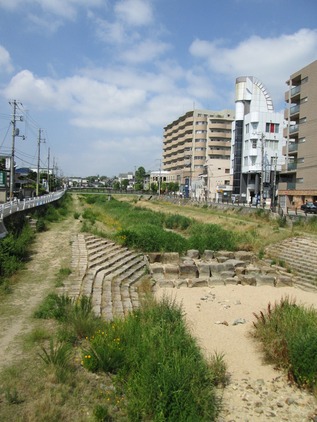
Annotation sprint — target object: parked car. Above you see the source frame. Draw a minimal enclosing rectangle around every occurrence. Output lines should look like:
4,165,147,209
300,202,317,213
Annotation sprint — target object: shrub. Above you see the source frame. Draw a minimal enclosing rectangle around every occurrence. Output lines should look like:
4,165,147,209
164,214,192,230
188,222,237,253
116,225,188,253
83,296,221,421
288,329,317,387
34,293,73,321
252,296,317,390
36,217,47,232
82,208,97,224
55,267,72,287
38,338,72,367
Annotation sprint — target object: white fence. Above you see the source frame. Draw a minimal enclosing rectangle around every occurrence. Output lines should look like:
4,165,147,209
0,190,66,221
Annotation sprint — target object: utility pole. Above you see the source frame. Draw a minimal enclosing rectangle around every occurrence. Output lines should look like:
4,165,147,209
272,154,277,208
9,100,24,200
36,128,45,197
47,147,50,193
158,159,161,197
260,133,265,207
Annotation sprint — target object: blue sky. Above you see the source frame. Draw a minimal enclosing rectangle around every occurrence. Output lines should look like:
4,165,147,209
0,0,316,177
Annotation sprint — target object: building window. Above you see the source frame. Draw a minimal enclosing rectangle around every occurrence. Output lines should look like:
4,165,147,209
251,139,257,148
245,124,249,134
265,123,280,133
225,169,230,174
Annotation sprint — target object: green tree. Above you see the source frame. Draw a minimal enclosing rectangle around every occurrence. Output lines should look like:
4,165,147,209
121,179,129,190
150,182,158,194
113,181,120,190
135,166,146,190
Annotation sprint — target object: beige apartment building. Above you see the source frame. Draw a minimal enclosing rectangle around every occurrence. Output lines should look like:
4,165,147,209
279,60,317,208
162,109,234,199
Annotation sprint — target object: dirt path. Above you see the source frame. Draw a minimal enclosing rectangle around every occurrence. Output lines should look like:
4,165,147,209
0,196,82,371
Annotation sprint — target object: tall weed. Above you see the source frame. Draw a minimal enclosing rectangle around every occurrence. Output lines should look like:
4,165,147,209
252,296,317,390
83,296,221,420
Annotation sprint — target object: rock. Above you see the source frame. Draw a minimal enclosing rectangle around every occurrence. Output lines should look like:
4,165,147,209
164,264,179,279
161,252,179,264
202,250,214,260
256,274,276,286
234,250,255,262
196,263,211,278
238,274,257,286
186,249,200,259
189,278,209,287
179,262,198,279
232,318,246,325
210,262,226,274
215,320,229,326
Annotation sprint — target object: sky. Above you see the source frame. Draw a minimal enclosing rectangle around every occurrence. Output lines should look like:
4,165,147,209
0,0,316,178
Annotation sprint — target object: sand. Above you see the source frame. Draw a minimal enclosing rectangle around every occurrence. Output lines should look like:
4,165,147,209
155,284,317,382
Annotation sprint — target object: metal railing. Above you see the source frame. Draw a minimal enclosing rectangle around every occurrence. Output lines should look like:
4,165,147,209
0,189,66,220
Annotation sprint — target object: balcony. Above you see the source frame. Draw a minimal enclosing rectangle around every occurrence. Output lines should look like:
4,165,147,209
287,162,297,171
288,142,298,153
284,84,301,102
290,104,300,117
289,124,299,134
291,85,301,96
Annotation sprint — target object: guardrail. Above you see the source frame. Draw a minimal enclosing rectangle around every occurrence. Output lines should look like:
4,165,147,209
0,189,66,221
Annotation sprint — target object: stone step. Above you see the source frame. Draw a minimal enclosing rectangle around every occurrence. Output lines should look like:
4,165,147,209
88,243,122,263
265,236,317,288
92,260,146,319
88,246,128,268
88,249,134,274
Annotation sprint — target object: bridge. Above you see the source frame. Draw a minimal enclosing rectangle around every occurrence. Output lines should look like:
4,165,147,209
0,189,66,238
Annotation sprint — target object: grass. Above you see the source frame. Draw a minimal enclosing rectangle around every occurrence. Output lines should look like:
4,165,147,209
1,292,225,421
251,296,317,392
83,295,222,421
80,195,244,253
78,194,297,254
55,267,72,287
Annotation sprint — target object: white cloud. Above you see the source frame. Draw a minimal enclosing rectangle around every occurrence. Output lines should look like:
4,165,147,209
114,0,153,27
0,0,105,20
0,45,14,73
93,17,127,44
120,39,170,64
189,28,317,107
27,13,63,33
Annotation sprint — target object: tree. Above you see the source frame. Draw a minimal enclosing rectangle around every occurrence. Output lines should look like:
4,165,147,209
135,166,146,190
150,182,158,194
113,181,120,190
121,179,129,190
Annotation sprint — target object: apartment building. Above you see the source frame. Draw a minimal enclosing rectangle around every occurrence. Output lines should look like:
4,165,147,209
279,60,317,208
162,109,234,199
231,76,285,205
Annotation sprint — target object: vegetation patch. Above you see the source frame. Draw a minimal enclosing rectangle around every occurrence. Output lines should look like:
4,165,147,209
251,296,317,391
83,295,221,421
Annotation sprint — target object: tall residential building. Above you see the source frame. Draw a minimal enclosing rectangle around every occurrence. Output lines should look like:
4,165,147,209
231,76,285,205
162,109,234,199
279,60,317,208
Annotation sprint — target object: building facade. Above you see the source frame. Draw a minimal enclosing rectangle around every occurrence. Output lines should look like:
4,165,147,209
231,76,285,205
279,60,317,209
162,109,234,200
